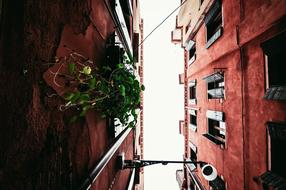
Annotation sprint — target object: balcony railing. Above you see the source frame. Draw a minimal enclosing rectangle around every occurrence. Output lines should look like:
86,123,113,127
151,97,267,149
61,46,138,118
79,127,132,190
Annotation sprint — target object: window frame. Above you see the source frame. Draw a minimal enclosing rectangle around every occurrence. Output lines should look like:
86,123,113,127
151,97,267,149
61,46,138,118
258,122,286,189
189,109,197,132
189,141,197,162
203,72,225,99
203,110,226,145
113,0,133,56
189,79,197,105
185,40,196,65
188,141,198,172
261,31,286,100
205,0,223,48
267,122,286,179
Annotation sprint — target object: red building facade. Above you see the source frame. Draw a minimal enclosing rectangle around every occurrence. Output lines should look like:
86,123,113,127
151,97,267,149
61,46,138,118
0,0,144,189
173,0,286,189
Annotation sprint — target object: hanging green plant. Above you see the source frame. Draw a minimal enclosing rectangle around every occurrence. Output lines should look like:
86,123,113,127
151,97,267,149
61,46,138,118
44,49,144,128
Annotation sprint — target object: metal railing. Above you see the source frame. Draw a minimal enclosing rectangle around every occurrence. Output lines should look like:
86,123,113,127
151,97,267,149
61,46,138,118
126,168,135,190
79,127,132,190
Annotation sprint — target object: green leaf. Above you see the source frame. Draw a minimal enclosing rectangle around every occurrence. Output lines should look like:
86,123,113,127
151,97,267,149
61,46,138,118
124,96,131,105
131,109,136,116
68,63,76,74
119,85,126,96
80,110,87,117
70,91,81,103
82,105,91,112
79,94,90,104
64,92,74,101
102,66,112,71
88,78,96,89
128,77,134,84
60,50,145,128
118,63,124,69
134,80,140,88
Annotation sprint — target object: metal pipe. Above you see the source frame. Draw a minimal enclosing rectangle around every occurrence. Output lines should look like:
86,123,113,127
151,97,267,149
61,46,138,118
127,168,135,190
123,159,207,169
186,166,206,190
79,127,132,190
138,160,206,164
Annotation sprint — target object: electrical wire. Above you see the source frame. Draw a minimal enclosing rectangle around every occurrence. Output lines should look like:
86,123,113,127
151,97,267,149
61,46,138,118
135,0,188,50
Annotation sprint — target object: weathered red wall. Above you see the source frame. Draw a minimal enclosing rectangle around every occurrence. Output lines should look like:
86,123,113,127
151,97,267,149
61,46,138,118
239,1,286,189
184,0,286,189
186,0,243,189
90,131,134,190
0,0,134,189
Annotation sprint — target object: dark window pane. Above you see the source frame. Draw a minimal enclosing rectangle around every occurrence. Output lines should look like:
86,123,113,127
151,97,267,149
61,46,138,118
209,119,220,135
189,47,196,60
268,52,286,87
208,119,225,139
264,86,286,100
190,86,196,99
259,171,286,189
271,138,286,179
190,115,197,126
207,79,224,99
207,11,222,40
190,148,197,161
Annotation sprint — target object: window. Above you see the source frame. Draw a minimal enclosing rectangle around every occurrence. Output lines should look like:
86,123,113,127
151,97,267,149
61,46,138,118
261,31,286,100
205,0,222,48
203,72,224,99
189,46,196,64
114,0,132,55
203,110,226,145
108,118,127,138
190,147,197,162
114,118,127,137
185,40,196,65
269,122,286,178
187,141,197,172
133,33,139,62
189,80,197,104
189,109,197,132
189,141,197,161
258,122,286,189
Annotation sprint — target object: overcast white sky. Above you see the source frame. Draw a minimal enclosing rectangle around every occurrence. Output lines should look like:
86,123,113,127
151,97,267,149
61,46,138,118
140,1,185,189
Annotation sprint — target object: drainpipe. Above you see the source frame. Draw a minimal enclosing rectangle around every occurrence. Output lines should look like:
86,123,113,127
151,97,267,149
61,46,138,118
236,24,247,190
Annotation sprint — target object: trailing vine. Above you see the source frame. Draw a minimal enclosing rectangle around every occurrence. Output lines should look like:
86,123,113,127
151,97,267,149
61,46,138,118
47,49,144,128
